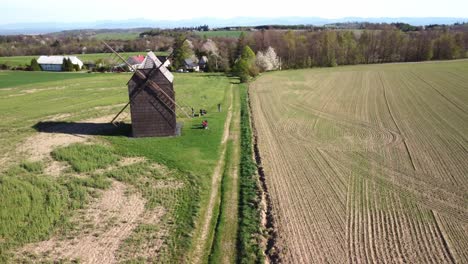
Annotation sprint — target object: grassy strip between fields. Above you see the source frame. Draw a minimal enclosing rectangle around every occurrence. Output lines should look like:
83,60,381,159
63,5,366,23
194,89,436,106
208,140,234,263
237,84,264,263
208,84,241,263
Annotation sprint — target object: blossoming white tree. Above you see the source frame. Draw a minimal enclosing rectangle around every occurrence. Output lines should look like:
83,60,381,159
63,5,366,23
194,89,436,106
256,46,279,72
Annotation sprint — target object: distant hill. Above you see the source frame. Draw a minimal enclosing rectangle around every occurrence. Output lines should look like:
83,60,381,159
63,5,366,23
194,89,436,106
1,17,467,35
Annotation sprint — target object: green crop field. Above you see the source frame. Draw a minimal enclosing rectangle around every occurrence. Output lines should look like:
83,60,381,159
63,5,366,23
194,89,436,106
0,52,168,67
194,30,247,38
0,70,240,263
92,32,141,40
250,59,468,263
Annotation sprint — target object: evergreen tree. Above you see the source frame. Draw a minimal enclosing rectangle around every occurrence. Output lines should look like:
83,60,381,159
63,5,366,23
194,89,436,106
235,32,247,59
30,58,41,71
67,58,74,71
62,58,68,71
172,35,194,70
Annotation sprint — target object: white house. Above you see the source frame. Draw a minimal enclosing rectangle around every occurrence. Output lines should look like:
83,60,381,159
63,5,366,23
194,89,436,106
37,56,84,71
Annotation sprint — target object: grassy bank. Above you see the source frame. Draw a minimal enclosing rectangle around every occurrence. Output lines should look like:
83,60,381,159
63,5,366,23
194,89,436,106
237,84,264,263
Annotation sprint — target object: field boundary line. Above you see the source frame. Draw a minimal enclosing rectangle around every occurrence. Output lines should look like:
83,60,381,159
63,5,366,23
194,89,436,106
248,85,280,263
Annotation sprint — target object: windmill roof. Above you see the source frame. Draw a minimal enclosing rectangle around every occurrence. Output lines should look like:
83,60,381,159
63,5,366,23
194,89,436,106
139,51,174,83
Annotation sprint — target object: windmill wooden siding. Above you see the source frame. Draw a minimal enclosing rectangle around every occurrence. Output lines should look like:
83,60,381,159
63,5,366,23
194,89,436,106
128,55,176,137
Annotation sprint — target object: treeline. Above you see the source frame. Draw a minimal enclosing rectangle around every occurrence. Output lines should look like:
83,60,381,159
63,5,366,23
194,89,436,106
1,27,467,72
244,29,467,68
0,35,174,57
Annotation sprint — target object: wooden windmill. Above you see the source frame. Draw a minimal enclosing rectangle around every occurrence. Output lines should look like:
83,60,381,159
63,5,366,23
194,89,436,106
103,41,191,137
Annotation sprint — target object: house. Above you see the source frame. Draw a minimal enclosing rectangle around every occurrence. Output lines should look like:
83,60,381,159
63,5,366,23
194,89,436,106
127,55,170,71
126,55,146,67
198,56,208,71
37,56,83,71
183,58,199,72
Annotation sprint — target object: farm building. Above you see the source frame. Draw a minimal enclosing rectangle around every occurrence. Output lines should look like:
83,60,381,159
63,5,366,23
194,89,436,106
37,56,83,71
127,51,177,137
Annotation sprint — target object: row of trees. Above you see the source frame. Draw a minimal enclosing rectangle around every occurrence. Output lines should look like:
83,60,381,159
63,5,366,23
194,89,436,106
244,29,467,69
2,27,467,79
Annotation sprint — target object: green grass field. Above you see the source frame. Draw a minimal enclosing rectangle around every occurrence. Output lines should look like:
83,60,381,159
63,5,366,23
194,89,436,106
194,30,247,38
0,70,237,262
92,32,141,40
0,52,168,67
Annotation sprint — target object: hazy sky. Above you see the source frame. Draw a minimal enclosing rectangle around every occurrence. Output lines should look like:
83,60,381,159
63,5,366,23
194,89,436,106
1,0,467,24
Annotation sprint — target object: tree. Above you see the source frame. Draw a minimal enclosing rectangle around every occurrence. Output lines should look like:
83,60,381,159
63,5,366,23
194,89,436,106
172,35,194,69
30,58,41,71
233,45,258,82
235,32,247,59
62,58,74,71
201,39,220,71
256,46,279,72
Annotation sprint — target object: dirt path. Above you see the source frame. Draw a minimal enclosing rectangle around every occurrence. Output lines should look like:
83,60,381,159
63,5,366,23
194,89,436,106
18,181,146,263
210,86,241,264
191,86,234,264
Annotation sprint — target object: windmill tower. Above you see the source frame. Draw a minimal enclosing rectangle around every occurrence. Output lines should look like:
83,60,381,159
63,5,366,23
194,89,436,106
128,52,177,137
103,42,191,137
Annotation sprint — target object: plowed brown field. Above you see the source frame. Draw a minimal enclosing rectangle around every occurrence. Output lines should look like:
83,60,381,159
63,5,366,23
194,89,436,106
250,60,468,263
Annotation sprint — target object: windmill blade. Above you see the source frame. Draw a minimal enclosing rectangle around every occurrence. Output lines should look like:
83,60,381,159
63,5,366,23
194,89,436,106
102,41,136,71
110,102,130,125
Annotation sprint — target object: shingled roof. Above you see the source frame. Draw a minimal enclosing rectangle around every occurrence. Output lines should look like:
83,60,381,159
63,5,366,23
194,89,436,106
138,51,174,83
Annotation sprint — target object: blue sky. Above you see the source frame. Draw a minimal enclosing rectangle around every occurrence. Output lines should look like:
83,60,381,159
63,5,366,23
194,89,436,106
1,0,467,25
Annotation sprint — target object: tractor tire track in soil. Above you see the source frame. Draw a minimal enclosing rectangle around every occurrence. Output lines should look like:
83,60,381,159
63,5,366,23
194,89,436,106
250,62,468,263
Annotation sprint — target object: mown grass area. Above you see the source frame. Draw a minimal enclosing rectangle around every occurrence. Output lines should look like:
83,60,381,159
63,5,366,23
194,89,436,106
0,71,93,89
0,51,168,67
209,141,235,263
238,84,263,263
209,85,241,264
0,70,233,262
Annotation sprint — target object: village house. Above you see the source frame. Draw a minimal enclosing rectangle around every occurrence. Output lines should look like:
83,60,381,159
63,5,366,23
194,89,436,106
183,58,199,72
37,56,83,71
126,55,171,71
198,56,208,71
